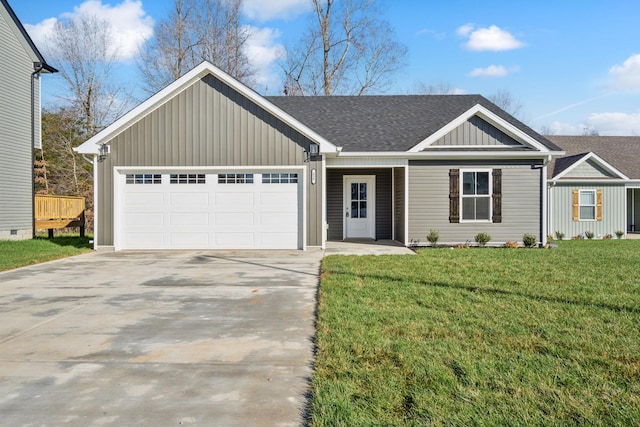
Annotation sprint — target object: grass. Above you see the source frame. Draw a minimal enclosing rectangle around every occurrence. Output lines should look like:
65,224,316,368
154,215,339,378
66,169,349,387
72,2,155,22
312,240,640,426
0,235,93,272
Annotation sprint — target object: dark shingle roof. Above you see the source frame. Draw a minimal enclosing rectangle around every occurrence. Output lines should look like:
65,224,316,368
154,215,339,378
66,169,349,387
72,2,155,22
267,95,560,152
547,136,640,179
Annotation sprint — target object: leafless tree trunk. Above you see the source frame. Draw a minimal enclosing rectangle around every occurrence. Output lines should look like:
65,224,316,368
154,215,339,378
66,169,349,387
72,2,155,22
49,16,127,136
139,0,254,94
283,0,406,96
489,90,524,118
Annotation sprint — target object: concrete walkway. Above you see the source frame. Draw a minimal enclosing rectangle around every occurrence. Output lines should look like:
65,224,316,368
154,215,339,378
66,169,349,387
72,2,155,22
0,250,322,427
324,240,415,256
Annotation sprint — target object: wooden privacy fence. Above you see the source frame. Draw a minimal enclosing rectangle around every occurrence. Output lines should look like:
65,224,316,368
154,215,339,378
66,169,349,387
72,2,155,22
35,195,86,237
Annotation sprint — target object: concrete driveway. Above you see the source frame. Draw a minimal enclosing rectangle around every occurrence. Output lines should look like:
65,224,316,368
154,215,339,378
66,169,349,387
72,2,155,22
0,249,322,426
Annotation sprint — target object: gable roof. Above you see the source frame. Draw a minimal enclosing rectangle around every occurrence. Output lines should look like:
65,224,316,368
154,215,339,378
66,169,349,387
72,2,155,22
547,135,640,179
0,0,56,72
550,151,628,181
75,61,336,155
267,95,561,153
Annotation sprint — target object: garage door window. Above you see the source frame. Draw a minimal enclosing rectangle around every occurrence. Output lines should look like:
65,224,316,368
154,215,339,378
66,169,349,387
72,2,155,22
262,173,298,184
170,173,206,184
126,174,162,184
218,173,254,184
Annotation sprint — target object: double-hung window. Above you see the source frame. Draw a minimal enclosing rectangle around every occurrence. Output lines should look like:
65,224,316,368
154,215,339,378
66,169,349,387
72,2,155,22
578,190,596,221
461,170,491,221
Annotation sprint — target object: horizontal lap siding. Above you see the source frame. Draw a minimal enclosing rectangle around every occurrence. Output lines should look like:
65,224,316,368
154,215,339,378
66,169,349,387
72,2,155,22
327,169,392,241
98,75,319,246
0,12,34,236
551,183,625,238
408,160,541,244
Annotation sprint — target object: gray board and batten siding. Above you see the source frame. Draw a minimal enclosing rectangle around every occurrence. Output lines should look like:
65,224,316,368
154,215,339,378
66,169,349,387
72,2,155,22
408,160,543,245
430,116,522,147
326,169,393,241
0,5,39,239
97,74,323,247
550,183,626,239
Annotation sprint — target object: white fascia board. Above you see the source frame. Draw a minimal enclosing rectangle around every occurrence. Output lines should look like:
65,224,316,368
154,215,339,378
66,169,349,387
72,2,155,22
625,181,640,188
408,104,554,153
549,178,628,185
75,61,337,155
336,150,564,160
552,152,629,181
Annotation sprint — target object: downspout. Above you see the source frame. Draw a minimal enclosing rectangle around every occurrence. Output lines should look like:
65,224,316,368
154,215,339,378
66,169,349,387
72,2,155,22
31,63,44,239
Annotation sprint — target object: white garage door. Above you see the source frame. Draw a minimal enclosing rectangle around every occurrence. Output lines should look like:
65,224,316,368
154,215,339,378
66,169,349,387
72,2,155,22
117,171,301,250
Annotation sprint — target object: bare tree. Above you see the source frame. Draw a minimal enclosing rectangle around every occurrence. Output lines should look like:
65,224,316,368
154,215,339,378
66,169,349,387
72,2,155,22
489,89,524,118
283,0,407,96
139,0,254,94
48,16,127,137
138,0,200,93
413,81,460,95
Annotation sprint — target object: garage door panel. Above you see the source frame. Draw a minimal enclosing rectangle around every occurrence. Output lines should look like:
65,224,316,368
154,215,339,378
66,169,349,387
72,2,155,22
170,212,209,226
124,232,164,248
216,232,255,247
170,192,209,206
261,232,297,249
125,192,163,207
170,232,208,248
120,171,300,250
125,213,164,227
260,191,297,208
261,212,296,226
216,212,254,226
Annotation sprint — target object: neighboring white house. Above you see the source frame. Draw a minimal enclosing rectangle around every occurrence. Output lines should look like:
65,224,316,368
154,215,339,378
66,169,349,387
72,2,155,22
0,0,56,240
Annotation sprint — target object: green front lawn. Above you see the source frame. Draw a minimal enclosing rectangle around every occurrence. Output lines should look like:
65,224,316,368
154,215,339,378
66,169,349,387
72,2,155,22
0,236,93,272
312,240,640,426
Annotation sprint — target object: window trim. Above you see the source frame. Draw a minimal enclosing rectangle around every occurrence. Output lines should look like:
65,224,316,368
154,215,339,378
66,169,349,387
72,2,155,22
459,169,493,223
578,189,597,221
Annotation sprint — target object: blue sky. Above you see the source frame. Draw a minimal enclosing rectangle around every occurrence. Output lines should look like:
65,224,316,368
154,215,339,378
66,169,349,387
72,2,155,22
11,0,640,135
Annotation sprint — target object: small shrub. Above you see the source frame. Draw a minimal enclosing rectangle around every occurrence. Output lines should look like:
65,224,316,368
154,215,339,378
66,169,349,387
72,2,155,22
426,229,440,247
474,232,491,247
554,230,565,240
456,243,470,249
585,231,595,240
572,235,583,240
615,230,624,239
505,240,518,249
522,233,537,248
603,234,612,240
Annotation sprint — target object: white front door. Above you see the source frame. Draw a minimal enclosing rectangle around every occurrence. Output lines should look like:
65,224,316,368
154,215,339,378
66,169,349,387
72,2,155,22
344,175,375,239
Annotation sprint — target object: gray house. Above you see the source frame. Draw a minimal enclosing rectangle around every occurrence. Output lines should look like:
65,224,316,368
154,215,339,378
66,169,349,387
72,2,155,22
547,136,640,239
0,0,55,240
76,62,564,251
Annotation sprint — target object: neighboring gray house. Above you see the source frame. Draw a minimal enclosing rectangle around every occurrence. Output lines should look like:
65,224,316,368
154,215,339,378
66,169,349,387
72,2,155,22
75,62,564,251
0,0,55,240
547,136,640,239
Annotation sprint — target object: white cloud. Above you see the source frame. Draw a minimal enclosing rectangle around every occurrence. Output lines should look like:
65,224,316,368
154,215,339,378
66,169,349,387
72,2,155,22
587,112,640,135
24,0,154,62
469,65,520,77
416,28,445,40
609,54,640,91
456,23,474,37
461,25,525,51
545,112,640,136
242,0,312,22
244,26,287,93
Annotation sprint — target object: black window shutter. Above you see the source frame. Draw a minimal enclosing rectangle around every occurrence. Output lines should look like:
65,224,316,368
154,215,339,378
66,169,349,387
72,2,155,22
449,169,460,223
492,169,502,223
